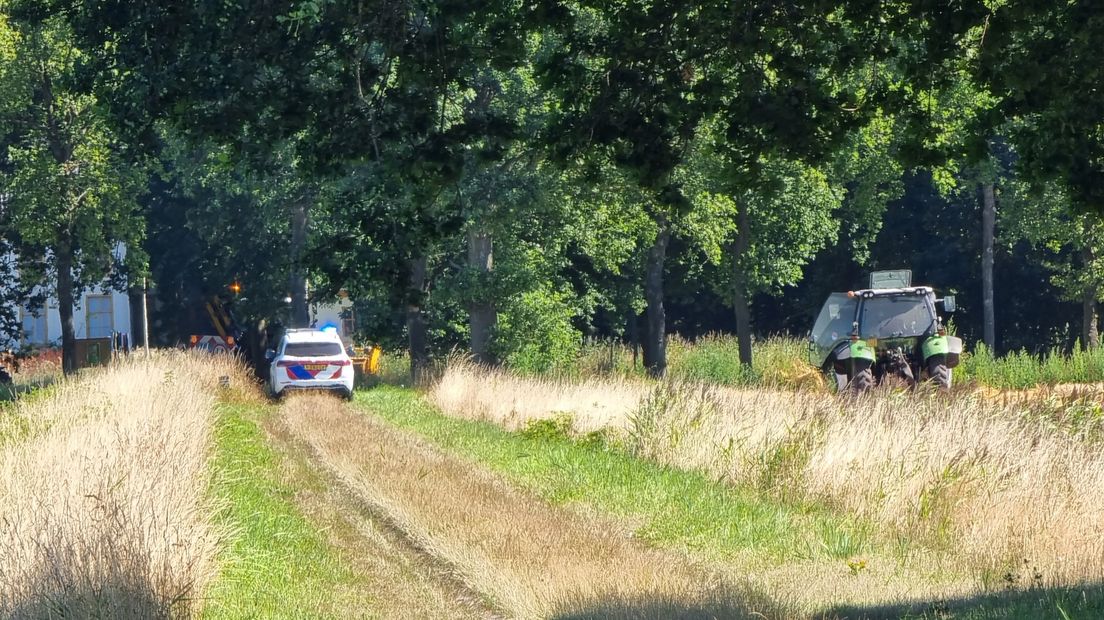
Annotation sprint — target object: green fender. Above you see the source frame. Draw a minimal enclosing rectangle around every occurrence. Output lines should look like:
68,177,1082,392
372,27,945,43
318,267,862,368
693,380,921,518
849,339,875,363
922,335,963,368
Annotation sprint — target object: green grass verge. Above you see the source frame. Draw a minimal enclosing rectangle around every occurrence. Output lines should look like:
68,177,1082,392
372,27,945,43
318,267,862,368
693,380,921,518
354,386,869,564
356,387,1104,620
202,402,364,619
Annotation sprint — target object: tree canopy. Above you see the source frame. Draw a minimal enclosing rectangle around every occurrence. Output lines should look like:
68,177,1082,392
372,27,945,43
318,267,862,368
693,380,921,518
1,0,1103,375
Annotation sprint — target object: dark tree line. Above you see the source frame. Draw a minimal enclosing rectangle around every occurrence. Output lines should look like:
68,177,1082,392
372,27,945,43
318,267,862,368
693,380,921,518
2,1,1103,375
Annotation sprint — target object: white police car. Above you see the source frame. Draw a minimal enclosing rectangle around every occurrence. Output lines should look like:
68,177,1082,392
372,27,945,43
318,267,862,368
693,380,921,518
267,328,354,400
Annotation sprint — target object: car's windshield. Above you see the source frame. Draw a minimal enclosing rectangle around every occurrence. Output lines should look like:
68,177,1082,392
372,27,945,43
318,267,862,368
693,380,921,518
812,293,858,350
283,342,344,357
859,295,934,338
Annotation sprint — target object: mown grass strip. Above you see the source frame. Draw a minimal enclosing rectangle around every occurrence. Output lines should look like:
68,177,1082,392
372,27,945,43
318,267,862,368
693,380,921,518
202,402,365,619
355,386,866,564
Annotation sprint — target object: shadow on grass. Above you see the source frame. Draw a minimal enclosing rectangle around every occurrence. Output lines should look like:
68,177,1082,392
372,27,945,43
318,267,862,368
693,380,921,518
550,588,783,620
2,578,179,619
0,378,55,402
549,584,1104,620
821,583,1104,619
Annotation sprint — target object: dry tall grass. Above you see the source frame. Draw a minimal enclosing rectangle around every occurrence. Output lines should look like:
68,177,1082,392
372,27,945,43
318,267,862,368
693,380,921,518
282,394,776,619
0,352,248,618
432,361,1104,591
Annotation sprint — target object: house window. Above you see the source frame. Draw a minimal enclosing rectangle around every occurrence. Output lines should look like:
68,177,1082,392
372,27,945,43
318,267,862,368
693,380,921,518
340,308,356,338
21,307,47,346
86,295,113,339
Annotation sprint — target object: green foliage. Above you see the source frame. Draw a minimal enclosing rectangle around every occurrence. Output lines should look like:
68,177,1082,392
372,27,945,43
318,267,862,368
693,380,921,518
571,336,823,389
666,336,822,390
520,413,575,442
999,179,1104,316
828,115,906,263
0,14,146,295
666,338,759,387
12,0,1102,376
492,284,580,375
977,3,1104,214
961,343,1104,390
680,153,843,297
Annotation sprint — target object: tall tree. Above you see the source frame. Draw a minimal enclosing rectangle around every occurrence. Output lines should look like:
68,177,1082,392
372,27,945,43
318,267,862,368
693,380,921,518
979,2,1104,214
1001,181,1104,349
0,13,144,373
62,0,535,381
681,153,842,365
535,1,985,374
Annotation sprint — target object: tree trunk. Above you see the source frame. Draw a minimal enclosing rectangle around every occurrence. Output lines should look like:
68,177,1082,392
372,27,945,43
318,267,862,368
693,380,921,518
733,200,753,366
628,310,639,369
981,182,996,350
1083,245,1099,350
1083,295,1099,351
56,238,77,375
407,255,429,384
128,287,145,351
641,215,670,377
468,226,496,365
288,197,310,328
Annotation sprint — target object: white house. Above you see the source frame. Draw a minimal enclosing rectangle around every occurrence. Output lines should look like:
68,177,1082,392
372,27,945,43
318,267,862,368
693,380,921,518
310,290,357,345
14,286,133,349
3,243,135,350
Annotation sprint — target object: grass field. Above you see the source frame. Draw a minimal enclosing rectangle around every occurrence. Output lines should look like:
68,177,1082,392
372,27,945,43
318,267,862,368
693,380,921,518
201,401,366,619
6,349,1104,619
428,361,1104,617
569,335,1104,391
0,353,238,617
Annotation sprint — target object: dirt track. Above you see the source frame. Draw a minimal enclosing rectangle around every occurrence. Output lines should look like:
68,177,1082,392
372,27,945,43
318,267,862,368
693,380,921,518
274,394,772,620
262,402,491,620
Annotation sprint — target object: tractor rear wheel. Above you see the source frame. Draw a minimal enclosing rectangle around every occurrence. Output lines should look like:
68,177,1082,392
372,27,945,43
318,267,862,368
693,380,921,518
928,358,952,389
848,366,875,393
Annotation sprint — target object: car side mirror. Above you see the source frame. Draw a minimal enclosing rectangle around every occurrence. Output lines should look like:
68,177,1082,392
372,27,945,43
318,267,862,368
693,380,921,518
941,296,956,313
264,349,276,362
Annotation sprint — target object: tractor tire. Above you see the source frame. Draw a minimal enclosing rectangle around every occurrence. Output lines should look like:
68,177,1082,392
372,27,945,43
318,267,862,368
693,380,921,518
848,366,875,394
928,358,952,390
824,368,848,393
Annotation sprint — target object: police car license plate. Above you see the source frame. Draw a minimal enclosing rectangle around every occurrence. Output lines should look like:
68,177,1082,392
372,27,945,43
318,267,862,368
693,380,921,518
303,364,327,371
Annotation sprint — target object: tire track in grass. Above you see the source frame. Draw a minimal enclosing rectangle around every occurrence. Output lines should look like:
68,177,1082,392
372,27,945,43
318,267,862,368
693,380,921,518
280,394,781,620
262,406,496,620
204,401,477,620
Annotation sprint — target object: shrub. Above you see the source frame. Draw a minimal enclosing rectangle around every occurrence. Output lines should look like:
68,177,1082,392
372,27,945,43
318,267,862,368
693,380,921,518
493,287,581,375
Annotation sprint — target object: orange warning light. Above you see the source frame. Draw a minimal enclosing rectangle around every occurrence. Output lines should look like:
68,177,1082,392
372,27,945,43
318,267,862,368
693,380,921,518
229,281,242,295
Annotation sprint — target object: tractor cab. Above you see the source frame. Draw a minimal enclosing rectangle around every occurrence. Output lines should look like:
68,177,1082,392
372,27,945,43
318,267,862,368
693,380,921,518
810,270,962,391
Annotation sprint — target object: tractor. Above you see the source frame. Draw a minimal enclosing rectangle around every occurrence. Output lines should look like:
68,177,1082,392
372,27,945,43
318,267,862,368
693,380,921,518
809,270,962,392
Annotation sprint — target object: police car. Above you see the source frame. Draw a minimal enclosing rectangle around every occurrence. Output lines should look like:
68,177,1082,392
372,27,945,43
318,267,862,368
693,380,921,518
267,328,354,399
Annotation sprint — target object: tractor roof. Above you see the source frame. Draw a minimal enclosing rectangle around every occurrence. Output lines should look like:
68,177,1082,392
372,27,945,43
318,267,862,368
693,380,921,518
845,286,934,298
